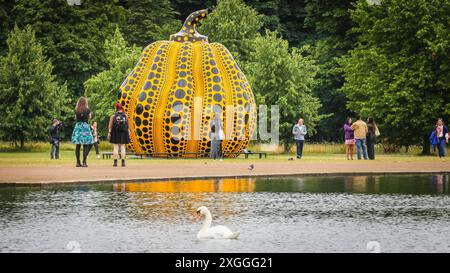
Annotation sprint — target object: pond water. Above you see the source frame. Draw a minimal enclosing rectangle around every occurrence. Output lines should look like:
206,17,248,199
1,174,449,253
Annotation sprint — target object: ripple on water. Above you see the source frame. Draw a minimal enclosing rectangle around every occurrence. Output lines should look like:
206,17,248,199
0,174,449,252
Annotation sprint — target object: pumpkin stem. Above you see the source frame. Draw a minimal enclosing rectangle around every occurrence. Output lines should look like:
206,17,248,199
170,9,208,42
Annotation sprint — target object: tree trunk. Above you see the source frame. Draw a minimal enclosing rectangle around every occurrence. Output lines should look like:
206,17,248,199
422,134,430,155
20,135,25,149
284,137,290,153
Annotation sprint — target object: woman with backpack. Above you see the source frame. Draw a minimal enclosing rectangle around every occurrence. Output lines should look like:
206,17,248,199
108,103,130,167
71,97,94,167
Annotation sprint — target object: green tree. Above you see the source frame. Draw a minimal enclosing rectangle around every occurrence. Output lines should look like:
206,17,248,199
339,0,450,153
199,0,263,62
245,31,325,151
84,28,141,137
171,0,216,20
120,0,181,47
0,0,14,55
305,0,357,142
0,26,69,148
11,0,126,98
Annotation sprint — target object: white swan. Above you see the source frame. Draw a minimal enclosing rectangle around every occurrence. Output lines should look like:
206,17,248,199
196,206,240,239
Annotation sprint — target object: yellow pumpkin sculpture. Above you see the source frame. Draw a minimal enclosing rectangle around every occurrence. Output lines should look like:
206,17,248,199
118,9,256,158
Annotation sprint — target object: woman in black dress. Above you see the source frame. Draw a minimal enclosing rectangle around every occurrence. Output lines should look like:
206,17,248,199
107,103,130,167
366,117,377,160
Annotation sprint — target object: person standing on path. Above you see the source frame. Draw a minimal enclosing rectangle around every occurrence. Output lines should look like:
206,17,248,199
435,118,449,158
48,119,63,159
343,117,355,160
71,97,94,167
292,118,307,159
351,116,368,160
108,103,130,167
210,112,224,160
91,121,100,159
366,117,378,160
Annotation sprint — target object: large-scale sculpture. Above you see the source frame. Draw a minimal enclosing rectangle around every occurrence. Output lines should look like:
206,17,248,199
118,10,256,158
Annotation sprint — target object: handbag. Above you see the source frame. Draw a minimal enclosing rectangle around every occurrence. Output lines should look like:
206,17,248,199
218,129,225,140
375,125,380,137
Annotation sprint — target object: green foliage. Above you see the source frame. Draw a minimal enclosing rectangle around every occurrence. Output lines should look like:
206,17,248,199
84,28,142,137
170,0,216,20
339,0,450,151
0,0,14,55
199,0,263,62
304,0,356,39
121,0,181,47
244,0,314,46
0,26,69,148
305,0,357,141
11,0,126,98
245,31,325,151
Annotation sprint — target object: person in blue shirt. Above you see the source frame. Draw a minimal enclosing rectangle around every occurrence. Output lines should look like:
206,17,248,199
292,118,307,159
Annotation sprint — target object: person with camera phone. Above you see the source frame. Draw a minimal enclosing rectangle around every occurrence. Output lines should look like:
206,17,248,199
91,121,101,159
48,118,64,159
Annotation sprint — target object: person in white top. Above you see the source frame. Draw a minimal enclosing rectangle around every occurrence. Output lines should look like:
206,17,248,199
292,118,307,159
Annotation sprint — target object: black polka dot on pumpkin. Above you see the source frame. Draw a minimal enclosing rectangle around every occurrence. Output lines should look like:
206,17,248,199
135,117,142,126
143,82,151,90
136,104,143,115
171,114,181,123
213,94,222,102
138,92,146,102
175,89,185,99
178,79,187,87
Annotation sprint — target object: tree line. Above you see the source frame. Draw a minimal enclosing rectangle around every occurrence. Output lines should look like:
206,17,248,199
0,0,448,153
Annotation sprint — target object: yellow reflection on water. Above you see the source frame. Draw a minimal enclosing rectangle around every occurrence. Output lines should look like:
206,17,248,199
112,178,256,221
114,178,256,193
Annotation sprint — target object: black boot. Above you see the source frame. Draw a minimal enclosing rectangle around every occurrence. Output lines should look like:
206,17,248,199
113,159,118,167
75,144,81,167
121,159,125,167
82,144,89,167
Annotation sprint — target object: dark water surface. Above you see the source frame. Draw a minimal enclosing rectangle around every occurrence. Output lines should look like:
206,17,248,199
1,174,449,252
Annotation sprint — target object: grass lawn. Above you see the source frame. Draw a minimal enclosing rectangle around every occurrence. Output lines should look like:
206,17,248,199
0,148,447,167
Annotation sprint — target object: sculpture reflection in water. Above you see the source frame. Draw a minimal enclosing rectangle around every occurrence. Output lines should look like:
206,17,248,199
112,178,256,221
